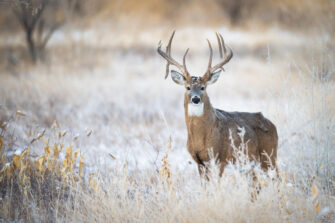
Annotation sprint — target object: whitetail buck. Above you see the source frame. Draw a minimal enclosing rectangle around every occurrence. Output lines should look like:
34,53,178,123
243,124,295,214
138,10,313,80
157,31,278,177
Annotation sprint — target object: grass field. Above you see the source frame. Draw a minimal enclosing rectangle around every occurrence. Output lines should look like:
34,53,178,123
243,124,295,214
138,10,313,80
0,22,335,222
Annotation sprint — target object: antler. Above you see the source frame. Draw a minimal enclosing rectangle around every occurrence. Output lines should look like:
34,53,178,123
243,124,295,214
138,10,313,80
203,33,233,80
157,31,190,79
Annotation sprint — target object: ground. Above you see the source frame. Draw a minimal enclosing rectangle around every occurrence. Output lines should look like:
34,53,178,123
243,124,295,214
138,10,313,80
0,24,334,222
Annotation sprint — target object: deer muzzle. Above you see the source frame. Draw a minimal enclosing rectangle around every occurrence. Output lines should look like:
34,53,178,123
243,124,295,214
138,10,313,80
191,96,201,105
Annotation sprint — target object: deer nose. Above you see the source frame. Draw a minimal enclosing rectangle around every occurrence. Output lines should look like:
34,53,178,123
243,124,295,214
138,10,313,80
191,96,201,104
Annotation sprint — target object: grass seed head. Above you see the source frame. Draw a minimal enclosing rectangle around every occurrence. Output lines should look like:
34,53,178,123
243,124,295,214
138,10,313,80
13,153,22,170
16,110,26,116
0,136,4,152
79,153,84,177
315,201,321,213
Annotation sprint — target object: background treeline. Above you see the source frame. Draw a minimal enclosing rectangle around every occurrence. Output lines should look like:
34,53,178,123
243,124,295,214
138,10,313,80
1,0,334,32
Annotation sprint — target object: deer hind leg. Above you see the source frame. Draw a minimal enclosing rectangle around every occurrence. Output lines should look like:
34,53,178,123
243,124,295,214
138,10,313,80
259,144,278,172
259,147,281,183
255,117,278,172
257,129,278,172
249,167,273,202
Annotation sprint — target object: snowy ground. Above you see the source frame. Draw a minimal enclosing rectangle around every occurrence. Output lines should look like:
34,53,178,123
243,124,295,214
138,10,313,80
0,25,334,221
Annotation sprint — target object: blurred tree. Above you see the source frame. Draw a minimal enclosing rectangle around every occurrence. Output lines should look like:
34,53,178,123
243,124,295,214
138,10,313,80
217,0,259,25
11,0,65,62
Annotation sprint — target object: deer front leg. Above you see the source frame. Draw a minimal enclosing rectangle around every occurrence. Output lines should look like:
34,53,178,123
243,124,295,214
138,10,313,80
219,162,225,177
197,163,210,180
190,152,210,180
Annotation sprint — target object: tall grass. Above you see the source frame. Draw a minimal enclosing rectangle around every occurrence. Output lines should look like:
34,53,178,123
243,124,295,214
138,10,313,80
0,26,334,222
0,110,333,222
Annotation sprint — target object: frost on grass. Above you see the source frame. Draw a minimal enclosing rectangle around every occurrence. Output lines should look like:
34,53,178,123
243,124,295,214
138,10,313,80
0,26,334,222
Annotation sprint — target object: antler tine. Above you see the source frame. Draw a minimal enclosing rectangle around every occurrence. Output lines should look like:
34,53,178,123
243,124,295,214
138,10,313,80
215,33,226,71
165,60,170,79
158,41,170,79
166,30,175,55
219,34,227,55
183,48,190,77
164,31,175,78
157,31,186,79
210,46,233,73
203,33,233,79
215,33,223,58
206,39,213,71
210,33,232,73
157,41,173,79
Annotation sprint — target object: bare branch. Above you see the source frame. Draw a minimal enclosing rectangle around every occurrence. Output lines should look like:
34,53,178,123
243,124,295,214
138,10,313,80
40,21,64,50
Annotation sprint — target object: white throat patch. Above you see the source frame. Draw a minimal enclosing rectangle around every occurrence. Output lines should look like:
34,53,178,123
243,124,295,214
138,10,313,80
188,103,204,117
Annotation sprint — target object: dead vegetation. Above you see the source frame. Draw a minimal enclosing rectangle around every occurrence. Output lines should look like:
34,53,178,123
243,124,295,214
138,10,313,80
0,0,335,222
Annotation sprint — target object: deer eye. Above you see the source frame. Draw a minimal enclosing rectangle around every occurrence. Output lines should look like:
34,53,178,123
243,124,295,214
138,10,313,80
186,86,191,90
201,87,205,90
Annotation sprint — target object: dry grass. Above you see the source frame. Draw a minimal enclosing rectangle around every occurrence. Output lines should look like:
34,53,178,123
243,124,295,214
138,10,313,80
0,23,335,222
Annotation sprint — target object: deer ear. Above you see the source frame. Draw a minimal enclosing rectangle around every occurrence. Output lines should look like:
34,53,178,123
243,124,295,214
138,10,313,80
206,70,221,85
171,70,186,85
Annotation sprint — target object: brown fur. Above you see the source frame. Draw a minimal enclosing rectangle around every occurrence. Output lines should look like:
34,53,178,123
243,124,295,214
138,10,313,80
184,91,278,177
157,31,278,178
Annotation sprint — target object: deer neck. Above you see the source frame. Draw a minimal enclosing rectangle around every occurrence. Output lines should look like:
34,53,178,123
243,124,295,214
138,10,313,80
184,93,216,131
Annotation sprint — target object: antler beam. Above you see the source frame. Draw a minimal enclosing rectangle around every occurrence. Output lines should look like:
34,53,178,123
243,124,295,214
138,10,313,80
157,31,190,79
203,33,233,80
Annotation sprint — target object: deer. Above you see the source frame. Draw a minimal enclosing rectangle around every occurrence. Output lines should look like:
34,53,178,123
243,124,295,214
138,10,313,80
157,31,278,178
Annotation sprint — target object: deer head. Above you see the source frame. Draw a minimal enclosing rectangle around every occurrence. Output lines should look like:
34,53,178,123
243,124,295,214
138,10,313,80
157,31,233,116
